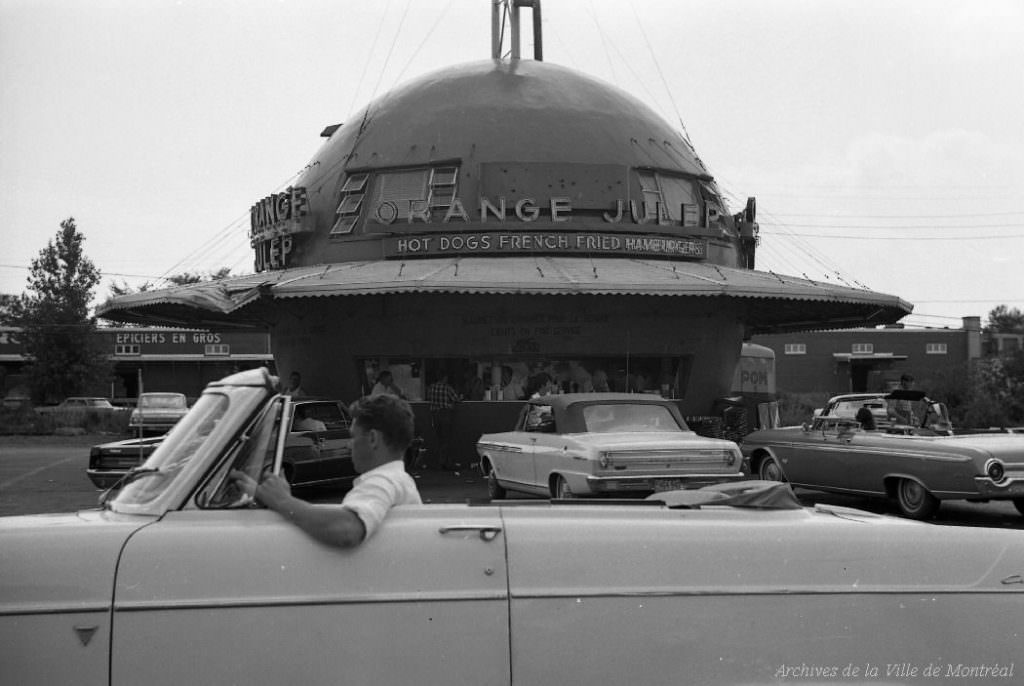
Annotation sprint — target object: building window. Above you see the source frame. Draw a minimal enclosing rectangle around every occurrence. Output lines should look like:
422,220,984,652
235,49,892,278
333,164,461,233
637,170,698,225
784,343,806,355
205,344,230,356
852,343,873,354
115,344,140,355
330,172,369,235
925,343,948,355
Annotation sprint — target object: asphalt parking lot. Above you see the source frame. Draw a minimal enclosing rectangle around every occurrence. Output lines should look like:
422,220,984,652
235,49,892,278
0,433,491,517
1,433,1022,527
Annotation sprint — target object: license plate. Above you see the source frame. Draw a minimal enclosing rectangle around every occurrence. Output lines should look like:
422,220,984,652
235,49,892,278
652,479,682,492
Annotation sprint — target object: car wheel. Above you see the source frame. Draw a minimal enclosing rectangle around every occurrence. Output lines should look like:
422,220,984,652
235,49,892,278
895,479,939,519
1012,498,1024,517
553,475,574,499
757,455,786,482
487,467,506,500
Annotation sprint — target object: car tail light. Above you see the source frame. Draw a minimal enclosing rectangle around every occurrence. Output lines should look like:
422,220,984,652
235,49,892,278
986,460,1005,482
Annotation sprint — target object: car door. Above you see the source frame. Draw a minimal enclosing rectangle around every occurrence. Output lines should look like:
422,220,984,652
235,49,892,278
525,403,560,493
489,405,543,494
314,402,355,483
778,418,850,489
110,505,510,685
501,507,1024,686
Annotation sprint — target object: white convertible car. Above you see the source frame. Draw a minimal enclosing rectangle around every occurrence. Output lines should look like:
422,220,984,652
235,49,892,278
476,393,745,499
3,369,1023,685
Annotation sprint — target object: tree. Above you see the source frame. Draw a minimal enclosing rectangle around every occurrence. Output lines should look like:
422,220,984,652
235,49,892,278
985,305,1024,333
107,268,233,298
15,218,111,402
0,293,18,325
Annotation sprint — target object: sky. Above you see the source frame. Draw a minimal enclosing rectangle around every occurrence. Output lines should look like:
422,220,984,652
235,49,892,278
2,0,1022,330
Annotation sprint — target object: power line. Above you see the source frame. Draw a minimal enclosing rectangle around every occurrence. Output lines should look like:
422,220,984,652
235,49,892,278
771,210,1024,219
762,221,1023,229
762,232,1024,241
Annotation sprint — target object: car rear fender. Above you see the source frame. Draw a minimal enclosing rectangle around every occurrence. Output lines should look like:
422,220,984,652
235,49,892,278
883,473,931,499
548,470,588,496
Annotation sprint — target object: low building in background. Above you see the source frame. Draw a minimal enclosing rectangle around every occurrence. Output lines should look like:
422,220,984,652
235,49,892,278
751,316,983,396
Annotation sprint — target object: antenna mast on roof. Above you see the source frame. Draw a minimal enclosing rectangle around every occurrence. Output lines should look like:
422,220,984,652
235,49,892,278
492,0,543,61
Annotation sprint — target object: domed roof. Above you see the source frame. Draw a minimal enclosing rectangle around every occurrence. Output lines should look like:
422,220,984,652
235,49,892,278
322,59,708,178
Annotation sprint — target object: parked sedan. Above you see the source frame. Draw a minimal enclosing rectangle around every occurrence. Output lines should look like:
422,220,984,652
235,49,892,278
128,392,189,435
89,399,355,491
87,435,164,488
742,413,1024,518
476,393,744,499
59,396,116,409
4,369,1024,685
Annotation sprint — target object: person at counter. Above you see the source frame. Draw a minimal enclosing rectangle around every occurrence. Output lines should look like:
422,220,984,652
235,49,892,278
526,372,556,398
501,365,526,400
426,372,461,470
371,370,405,399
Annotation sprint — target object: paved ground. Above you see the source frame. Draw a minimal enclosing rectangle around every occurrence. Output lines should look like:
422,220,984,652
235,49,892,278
0,433,492,516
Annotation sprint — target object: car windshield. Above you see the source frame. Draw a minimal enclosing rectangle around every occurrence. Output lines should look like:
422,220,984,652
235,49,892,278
141,394,186,409
830,396,951,431
112,393,230,508
581,403,683,432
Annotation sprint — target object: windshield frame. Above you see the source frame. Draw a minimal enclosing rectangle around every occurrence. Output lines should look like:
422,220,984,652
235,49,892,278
109,382,277,516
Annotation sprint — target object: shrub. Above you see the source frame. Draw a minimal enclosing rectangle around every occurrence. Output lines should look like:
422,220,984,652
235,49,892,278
0,406,55,435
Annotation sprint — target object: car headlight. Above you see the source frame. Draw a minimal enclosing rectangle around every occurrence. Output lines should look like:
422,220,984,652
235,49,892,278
985,459,1006,482
598,452,610,469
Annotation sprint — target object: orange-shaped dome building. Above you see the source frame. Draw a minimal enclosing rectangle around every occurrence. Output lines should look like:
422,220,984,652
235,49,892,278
101,6,909,453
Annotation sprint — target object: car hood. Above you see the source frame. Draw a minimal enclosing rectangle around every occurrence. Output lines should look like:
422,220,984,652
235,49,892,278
0,510,154,613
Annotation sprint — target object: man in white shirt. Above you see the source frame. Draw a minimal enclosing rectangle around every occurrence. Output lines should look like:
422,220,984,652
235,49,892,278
233,394,421,547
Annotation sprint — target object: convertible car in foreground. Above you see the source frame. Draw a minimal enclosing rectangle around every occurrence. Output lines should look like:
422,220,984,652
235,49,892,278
476,393,744,499
3,369,1023,685
743,401,1024,518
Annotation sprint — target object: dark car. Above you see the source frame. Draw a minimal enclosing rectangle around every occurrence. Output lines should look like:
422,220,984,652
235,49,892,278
742,399,1024,519
90,398,355,491
280,399,356,488
88,435,164,488
59,396,116,409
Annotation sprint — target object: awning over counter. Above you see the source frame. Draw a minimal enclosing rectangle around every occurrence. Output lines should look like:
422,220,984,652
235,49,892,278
96,257,912,333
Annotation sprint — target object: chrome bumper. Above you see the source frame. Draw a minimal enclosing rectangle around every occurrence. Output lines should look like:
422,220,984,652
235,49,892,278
973,475,1024,498
587,472,745,492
